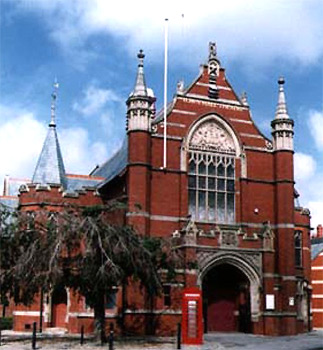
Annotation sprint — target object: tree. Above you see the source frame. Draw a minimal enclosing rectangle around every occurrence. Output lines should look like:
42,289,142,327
0,203,179,341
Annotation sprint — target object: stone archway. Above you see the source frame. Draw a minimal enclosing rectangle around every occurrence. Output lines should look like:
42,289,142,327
202,264,251,332
197,251,261,332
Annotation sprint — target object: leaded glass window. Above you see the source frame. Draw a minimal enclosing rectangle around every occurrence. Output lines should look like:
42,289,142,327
188,151,235,223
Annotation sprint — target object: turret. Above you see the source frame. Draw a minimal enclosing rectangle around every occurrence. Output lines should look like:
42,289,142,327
126,50,156,132
125,51,155,235
271,77,294,151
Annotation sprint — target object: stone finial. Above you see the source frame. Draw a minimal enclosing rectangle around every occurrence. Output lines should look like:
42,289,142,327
177,80,185,94
208,42,220,99
241,91,249,106
137,49,145,67
50,79,59,127
209,42,217,61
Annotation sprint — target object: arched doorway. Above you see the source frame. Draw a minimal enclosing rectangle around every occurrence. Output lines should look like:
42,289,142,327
202,264,251,333
51,285,67,328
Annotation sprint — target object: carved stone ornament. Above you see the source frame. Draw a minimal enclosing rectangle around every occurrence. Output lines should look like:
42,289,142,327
173,218,204,245
265,140,273,150
261,221,275,251
19,184,29,193
261,221,274,238
189,121,236,154
219,230,238,247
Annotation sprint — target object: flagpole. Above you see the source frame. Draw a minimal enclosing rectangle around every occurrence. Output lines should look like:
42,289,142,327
163,18,168,169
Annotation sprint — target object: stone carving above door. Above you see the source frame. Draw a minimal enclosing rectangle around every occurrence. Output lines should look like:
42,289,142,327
189,120,236,154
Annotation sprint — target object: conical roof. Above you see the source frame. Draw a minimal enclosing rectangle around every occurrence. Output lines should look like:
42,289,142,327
32,84,66,188
32,125,66,187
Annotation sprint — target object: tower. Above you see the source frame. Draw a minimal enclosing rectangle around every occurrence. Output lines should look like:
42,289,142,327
271,77,297,333
126,51,155,234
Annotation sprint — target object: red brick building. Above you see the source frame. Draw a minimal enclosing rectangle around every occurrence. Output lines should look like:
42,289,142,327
311,225,323,330
1,42,312,336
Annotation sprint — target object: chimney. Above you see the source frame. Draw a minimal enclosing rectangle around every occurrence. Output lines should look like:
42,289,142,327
3,175,9,196
317,224,323,238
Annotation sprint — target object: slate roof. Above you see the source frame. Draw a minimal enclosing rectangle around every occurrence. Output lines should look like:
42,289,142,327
32,124,66,188
91,137,128,188
65,175,103,192
0,196,19,209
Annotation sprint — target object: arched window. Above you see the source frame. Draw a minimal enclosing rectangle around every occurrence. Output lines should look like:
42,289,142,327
187,117,237,223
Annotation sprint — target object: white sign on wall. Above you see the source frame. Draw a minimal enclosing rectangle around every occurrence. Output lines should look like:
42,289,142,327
266,294,275,310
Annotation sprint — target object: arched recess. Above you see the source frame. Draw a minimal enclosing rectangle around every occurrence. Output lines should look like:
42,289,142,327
180,114,243,172
51,285,68,328
197,253,261,322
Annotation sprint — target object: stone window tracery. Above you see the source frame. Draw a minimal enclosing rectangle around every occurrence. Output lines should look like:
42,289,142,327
187,119,236,223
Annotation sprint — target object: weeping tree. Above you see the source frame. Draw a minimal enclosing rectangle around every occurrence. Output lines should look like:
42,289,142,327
0,203,180,341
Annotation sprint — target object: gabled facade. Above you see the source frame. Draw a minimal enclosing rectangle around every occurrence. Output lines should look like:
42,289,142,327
1,42,312,336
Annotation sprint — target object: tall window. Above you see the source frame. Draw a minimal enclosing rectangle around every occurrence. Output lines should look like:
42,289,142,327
188,151,235,223
294,231,302,267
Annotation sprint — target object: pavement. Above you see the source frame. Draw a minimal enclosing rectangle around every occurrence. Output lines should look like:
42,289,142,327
0,330,322,349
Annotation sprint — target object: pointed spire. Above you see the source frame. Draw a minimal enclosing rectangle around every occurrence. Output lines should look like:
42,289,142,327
275,77,289,119
271,76,294,151
32,81,66,188
132,50,147,97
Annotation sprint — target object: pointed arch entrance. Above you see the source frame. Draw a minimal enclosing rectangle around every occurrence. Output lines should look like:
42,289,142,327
202,264,251,332
198,253,261,333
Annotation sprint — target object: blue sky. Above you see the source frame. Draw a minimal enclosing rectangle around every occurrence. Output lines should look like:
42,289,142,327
0,0,322,229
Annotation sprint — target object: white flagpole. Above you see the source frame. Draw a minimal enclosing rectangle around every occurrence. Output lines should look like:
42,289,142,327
163,18,168,169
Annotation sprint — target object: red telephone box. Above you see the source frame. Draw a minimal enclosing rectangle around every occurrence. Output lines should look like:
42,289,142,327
182,287,203,345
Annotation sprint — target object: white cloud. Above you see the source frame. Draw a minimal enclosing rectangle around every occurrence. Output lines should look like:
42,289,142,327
294,152,322,229
59,127,108,173
73,85,121,116
0,106,47,192
9,0,323,68
308,110,323,150
308,201,323,231
0,104,108,194
294,153,317,181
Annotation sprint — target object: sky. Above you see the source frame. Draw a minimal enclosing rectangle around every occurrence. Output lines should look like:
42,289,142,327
0,0,322,229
